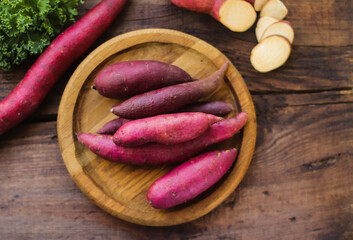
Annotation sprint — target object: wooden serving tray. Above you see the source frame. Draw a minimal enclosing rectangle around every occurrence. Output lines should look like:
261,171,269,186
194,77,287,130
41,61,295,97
57,28,256,226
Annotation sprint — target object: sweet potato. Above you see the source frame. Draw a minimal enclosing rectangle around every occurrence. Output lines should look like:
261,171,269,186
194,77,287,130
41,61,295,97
93,60,193,98
97,101,233,134
170,0,256,32
96,117,130,135
180,101,233,116
111,62,229,119
77,112,247,165
147,149,238,209
0,0,127,135
113,113,222,147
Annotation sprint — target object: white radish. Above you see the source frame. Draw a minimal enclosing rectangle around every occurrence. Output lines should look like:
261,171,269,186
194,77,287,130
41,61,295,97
250,35,291,72
260,20,294,43
260,0,288,20
255,16,279,41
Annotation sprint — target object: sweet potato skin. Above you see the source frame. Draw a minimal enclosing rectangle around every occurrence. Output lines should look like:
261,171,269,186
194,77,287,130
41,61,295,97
147,149,238,209
96,117,130,135
94,60,193,98
77,112,247,165
0,0,127,135
170,0,215,13
180,101,233,116
97,102,233,135
170,0,227,20
113,113,223,147
111,62,228,119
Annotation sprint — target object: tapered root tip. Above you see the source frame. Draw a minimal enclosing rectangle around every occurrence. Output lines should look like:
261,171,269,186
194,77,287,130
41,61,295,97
217,62,230,78
76,133,83,143
222,61,230,69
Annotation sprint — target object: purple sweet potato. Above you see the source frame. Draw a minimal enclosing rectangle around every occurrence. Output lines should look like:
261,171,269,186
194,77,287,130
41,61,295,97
180,101,234,116
97,101,233,134
93,60,193,98
110,62,229,119
147,148,238,209
77,112,247,165
113,113,223,147
96,117,130,135
0,0,127,135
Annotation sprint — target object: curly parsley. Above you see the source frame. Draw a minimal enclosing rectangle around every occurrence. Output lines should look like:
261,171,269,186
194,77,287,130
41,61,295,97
0,0,83,70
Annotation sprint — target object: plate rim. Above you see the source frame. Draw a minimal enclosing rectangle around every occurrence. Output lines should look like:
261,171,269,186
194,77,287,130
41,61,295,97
57,28,257,226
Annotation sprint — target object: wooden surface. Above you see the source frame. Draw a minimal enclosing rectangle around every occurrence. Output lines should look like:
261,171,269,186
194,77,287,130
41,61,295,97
57,28,256,226
0,0,352,238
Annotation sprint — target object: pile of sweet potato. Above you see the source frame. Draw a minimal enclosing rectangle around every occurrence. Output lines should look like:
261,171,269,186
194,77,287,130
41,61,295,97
78,60,248,209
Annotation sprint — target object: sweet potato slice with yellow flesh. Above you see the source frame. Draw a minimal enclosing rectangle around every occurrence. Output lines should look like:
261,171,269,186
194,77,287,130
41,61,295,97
250,35,291,72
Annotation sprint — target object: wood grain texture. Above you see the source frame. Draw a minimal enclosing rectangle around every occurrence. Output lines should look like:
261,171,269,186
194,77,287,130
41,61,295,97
57,29,256,226
0,0,352,238
0,90,352,239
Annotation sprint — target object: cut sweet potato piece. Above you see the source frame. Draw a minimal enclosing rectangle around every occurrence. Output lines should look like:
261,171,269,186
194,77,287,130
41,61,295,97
244,0,269,11
254,0,269,11
171,0,256,32
255,16,279,41
250,35,291,72
261,20,294,43
260,0,288,20
218,0,257,32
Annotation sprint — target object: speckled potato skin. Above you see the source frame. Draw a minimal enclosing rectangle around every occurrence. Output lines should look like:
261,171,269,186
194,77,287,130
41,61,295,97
111,62,229,119
113,113,222,147
94,60,193,98
147,148,238,209
97,118,130,135
170,0,227,20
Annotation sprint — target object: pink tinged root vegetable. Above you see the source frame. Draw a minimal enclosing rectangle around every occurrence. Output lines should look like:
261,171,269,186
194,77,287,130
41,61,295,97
77,112,248,165
113,112,223,147
0,0,127,135
171,0,256,32
244,0,255,4
93,60,193,98
179,101,233,116
97,101,233,135
96,117,130,135
146,148,238,209
110,62,229,119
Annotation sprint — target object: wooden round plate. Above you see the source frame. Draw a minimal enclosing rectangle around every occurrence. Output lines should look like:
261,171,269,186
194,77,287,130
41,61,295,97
57,28,256,226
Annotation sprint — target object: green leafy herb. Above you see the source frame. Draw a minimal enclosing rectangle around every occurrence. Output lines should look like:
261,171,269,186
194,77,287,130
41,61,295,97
0,0,83,70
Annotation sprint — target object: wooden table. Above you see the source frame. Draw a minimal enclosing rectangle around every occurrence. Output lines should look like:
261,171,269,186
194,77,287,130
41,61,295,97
0,0,352,239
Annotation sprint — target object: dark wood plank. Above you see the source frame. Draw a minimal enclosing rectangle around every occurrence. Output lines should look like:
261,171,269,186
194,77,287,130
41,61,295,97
284,0,353,47
0,91,352,239
240,46,353,92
